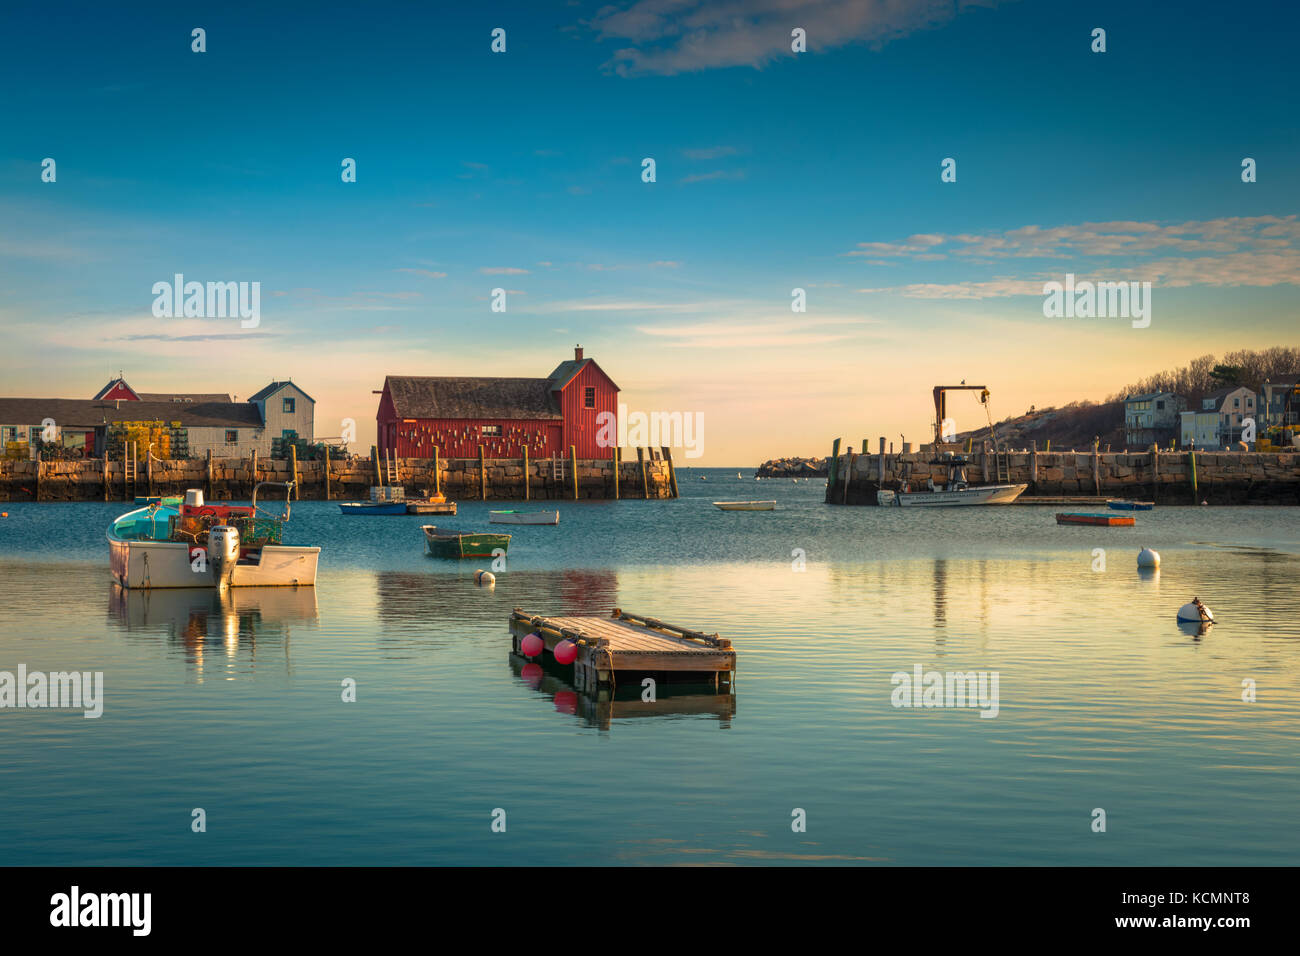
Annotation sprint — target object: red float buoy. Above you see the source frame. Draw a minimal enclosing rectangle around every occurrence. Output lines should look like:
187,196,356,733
520,633,544,658
554,639,578,665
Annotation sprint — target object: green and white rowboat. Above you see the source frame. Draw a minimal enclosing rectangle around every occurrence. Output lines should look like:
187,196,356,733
421,525,512,558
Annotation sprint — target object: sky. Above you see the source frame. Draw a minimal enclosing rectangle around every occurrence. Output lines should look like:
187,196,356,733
1,0,1297,463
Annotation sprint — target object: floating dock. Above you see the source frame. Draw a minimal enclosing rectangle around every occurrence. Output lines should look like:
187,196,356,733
1056,512,1135,526
510,608,735,691
508,655,735,730
406,500,456,514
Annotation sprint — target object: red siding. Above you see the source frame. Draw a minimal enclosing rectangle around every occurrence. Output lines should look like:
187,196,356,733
100,382,139,401
382,416,564,459
375,358,620,460
558,362,618,459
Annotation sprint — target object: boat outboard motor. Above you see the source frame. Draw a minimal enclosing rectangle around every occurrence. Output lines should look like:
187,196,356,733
207,524,240,588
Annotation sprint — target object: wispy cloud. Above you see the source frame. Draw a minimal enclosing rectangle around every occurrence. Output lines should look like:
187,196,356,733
637,315,881,348
589,0,998,76
479,266,530,275
683,145,739,160
681,169,745,184
394,268,448,279
848,216,1300,296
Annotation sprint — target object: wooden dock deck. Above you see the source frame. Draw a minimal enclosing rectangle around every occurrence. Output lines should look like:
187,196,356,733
510,608,735,691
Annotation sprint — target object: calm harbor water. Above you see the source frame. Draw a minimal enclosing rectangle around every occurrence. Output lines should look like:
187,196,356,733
1,469,1298,865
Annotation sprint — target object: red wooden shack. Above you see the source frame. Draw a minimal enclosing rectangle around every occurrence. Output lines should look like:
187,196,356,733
375,347,620,460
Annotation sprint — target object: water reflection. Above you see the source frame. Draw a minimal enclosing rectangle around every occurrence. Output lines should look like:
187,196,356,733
375,567,621,625
107,585,318,676
507,651,735,732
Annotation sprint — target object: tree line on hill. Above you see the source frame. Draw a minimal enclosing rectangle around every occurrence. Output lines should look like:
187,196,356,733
1104,346,1300,406
952,346,1299,450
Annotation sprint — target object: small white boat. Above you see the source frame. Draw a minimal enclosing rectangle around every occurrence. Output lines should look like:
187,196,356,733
489,509,559,525
713,500,776,511
877,455,1026,507
107,485,319,589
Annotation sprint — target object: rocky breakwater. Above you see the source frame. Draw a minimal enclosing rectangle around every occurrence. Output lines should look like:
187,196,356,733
757,456,828,478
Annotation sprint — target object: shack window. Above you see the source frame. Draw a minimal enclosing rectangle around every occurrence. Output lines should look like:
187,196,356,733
225,430,238,444
481,424,502,437
584,387,596,408
283,397,295,413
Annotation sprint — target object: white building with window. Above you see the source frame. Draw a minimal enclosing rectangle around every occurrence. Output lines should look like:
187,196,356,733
247,381,316,451
1124,392,1185,446
1179,386,1257,448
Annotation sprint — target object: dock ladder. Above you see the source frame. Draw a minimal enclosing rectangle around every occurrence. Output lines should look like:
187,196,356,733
123,442,138,500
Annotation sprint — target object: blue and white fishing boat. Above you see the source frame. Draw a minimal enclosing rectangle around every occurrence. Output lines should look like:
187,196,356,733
107,484,319,589
1107,499,1154,511
338,501,408,515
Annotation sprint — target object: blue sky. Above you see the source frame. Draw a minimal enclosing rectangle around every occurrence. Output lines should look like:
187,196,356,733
2,0,1297,461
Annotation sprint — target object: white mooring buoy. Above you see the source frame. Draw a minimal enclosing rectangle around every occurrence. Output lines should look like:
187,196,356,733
475,570,495,587
1137,547,1160,568
1176,597,1213,623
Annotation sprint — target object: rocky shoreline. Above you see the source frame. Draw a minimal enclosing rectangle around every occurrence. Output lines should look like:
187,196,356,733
757,456,828,478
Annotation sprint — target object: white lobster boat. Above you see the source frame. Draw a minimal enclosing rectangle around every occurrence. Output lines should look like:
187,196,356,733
107,485,320,589
877,455,1026,507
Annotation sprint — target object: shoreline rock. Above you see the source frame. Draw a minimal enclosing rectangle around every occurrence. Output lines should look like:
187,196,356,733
757,456,828,478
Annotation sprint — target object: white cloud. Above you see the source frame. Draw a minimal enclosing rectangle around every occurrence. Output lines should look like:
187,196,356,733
589,0,997,76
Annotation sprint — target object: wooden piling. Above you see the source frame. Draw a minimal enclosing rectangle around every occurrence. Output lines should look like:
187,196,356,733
612,446,620,500
662,446,679,498
146,446,153,497
878,437,886,490
432,447,439,497
371,446,382,487
206,449,213,500
637,447,648,499
842,451,855,503
102,454,109,502
479,445,487,500
1189,449,1198,501
1092,440,1100,496
250,449,258,495
1030,440,1038,491
522,445,530,500
1151,446,1159,504
34,456,42,502
571,445,579,500
324,447,333,501
290,445,299,500
828,438,841,490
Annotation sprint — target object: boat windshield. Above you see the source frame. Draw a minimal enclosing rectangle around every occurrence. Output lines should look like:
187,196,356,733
110,504,178,541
